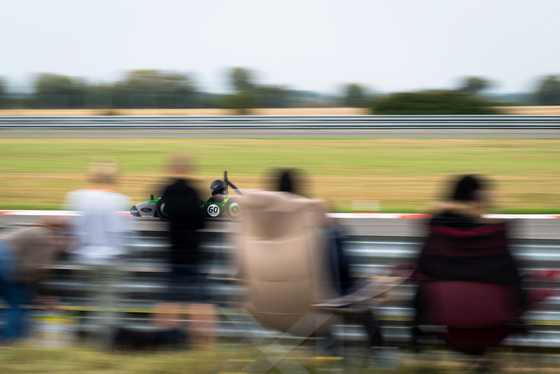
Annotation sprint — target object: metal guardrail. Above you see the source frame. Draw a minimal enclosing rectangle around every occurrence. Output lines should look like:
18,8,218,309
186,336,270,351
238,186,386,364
1,115,560,130
20,221,560,348
2,212,560,347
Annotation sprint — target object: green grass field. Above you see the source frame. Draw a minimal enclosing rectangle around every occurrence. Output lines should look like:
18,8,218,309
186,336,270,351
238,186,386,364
0,345,549,373
1,138,559,212
0,346,222,374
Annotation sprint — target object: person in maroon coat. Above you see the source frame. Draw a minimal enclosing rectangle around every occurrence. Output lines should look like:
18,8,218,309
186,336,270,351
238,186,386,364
418,175,523,287
412,175,528,351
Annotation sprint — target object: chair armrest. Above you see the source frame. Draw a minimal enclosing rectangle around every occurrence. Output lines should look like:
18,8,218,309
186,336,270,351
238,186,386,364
313,275,406,309
206,267,244,283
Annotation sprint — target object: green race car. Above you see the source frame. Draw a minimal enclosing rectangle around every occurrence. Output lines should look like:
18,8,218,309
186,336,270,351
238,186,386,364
130,171,242,221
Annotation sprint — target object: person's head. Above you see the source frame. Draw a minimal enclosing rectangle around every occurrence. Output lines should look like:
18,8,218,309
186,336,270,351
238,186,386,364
275,169,303,195
88,160,119,186
167,155,194,178
449,174,490,204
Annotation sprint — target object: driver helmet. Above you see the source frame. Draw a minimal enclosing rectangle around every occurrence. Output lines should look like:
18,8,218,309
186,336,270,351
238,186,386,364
210,180,226,195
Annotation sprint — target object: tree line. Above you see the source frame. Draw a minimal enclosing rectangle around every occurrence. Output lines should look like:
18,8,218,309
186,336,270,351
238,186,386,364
0,69,559,114
0,68,339,111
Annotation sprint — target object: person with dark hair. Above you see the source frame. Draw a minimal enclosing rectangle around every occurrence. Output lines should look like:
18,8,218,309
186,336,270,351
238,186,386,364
418,174,520,284
449,174,484,202
412,174,528,351
271,168,387,354
277,169,301,195
428,174,493,231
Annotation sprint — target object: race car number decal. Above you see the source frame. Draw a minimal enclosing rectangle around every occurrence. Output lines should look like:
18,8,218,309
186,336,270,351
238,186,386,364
207,204,220,217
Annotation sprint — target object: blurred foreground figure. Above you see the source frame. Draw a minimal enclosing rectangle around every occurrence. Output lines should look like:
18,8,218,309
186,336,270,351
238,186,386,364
276,169,385,348
411,174,529,361
232,192,392,371
225,169,388,370
276,168,305,196
417,175,525,294
231,188,336,373
65,161,134,345
153,156,216,349
0,222,68,342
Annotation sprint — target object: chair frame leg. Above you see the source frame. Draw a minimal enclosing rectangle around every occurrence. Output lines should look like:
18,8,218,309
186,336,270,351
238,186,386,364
225,312,334,374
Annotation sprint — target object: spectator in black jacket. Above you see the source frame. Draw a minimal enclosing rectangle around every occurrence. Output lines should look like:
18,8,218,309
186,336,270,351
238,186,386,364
153,156,216,350
160,155,206,302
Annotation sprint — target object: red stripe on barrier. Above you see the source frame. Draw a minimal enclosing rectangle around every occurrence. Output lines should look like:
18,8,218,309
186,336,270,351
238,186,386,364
398,214,428,219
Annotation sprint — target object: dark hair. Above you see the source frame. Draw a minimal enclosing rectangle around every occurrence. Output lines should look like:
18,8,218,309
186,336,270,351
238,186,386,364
449,174,486,202
275,169,301,195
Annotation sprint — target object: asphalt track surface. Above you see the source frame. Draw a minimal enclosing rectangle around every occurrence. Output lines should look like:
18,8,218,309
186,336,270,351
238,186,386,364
2,130,560,138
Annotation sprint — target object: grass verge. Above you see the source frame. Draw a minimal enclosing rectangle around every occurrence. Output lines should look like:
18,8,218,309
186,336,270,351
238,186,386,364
0,344,553,373
1,138,559,212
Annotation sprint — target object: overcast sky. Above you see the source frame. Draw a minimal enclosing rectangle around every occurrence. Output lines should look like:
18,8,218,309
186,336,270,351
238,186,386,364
2,0,559,94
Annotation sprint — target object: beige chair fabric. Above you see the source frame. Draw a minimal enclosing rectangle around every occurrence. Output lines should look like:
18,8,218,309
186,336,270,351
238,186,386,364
235,191,336,336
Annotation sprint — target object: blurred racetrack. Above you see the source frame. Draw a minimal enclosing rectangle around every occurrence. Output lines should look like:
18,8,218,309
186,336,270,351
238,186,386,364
2,212,560,239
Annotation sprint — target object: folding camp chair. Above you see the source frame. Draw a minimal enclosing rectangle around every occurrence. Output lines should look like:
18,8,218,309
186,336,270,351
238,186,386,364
220,191,406,373
416,280,520,355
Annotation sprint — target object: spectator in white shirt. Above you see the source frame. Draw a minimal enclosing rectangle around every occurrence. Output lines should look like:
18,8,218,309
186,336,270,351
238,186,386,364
65,161,134,345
